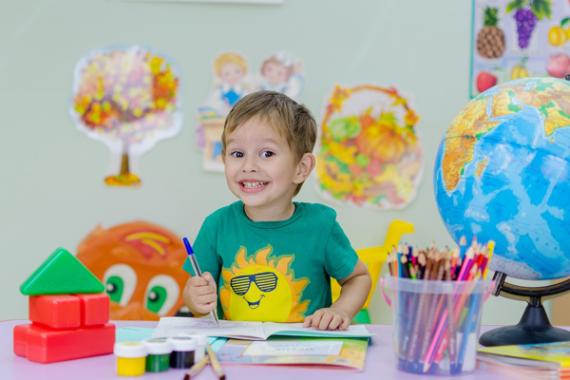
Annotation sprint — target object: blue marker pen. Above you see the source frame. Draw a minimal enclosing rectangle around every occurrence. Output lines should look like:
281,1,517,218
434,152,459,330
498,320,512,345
183,237,219,325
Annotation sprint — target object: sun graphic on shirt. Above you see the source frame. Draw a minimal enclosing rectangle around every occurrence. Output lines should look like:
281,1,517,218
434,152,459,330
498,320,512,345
219,245,309,322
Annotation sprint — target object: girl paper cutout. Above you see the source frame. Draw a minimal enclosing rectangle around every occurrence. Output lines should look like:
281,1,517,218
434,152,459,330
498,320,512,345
71,46,182,186
316,84,422,210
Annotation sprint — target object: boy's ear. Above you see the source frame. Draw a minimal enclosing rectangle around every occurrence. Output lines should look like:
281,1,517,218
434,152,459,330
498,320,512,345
293,153,315,184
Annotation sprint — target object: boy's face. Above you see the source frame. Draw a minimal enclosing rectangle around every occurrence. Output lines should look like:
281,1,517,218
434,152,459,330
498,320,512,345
220,63,244,86
223,117,309,215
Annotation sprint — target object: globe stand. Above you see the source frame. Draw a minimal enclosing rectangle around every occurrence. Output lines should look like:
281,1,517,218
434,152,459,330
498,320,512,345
479,271,570,346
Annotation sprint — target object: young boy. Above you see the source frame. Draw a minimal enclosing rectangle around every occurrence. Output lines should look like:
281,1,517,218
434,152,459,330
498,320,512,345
183,91,371,330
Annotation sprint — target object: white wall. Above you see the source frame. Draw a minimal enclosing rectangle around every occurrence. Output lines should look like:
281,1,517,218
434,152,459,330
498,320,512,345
0,0,531,324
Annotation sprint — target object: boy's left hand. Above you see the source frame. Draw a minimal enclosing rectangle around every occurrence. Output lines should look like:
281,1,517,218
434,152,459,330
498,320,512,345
303,307,351,330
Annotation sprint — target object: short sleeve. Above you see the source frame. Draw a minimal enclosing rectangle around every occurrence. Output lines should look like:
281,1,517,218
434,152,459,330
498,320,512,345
324,220,358,281
183,216,221,280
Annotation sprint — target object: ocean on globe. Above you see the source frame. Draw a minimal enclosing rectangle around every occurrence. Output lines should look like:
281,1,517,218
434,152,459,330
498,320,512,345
434,77,570,280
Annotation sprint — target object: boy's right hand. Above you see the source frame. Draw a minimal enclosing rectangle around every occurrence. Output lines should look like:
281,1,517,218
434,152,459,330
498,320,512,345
183,272,218,316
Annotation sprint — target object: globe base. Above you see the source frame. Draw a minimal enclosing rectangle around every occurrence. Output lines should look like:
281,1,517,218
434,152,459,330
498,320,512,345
479,302,570,346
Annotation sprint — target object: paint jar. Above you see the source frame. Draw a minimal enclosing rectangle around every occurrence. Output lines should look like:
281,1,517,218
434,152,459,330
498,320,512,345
114,342,147,377
144,338,173,373
169,336,197,369
178,334,207,362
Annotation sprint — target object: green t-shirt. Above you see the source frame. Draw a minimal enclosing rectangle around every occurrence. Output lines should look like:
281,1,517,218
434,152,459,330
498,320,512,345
184,201,358,322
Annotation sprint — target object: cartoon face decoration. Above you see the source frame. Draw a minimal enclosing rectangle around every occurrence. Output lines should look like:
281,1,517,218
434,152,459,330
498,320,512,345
220,245,309,322
76,221,189,320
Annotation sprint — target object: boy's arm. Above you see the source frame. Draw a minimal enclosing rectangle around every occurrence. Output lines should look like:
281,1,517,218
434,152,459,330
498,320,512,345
332,260,371,319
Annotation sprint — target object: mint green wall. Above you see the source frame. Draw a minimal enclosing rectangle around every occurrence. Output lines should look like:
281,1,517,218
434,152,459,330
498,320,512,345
0,0,533,324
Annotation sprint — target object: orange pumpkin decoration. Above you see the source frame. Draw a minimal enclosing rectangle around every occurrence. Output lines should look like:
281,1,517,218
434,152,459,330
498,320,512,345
76,221,189,320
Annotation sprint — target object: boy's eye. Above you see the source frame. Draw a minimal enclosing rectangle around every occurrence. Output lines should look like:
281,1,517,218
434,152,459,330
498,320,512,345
261,151,274,158
230,151,244,158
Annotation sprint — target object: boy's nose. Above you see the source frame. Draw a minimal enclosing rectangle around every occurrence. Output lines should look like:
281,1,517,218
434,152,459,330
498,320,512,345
241,156,258,173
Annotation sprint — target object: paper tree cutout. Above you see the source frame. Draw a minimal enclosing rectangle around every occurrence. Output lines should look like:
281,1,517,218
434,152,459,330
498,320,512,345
71,46,182,186
20,247,104,295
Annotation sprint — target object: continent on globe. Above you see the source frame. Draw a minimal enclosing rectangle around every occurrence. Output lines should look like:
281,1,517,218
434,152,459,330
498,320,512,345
434,77,570,280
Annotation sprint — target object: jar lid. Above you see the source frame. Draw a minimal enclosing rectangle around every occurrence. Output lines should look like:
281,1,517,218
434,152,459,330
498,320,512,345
114,342,147,358
177,334,208,346
169,336,197,351
144,338,173,355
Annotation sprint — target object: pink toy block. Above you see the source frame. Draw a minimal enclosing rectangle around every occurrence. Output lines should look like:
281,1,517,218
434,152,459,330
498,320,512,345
13,323,115,363
77,293,109,326
29,295,81,329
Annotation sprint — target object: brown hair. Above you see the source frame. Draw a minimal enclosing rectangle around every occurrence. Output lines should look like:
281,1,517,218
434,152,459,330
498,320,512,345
222,91,317,194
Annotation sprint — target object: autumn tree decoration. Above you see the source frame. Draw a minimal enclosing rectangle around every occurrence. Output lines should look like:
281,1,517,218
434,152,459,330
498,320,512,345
71,47,181,186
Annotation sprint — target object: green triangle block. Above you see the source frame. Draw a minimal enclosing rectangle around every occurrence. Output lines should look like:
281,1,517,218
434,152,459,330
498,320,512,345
20,247,104,295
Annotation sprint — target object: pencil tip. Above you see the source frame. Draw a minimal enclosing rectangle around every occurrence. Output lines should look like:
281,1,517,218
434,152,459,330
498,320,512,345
184,375,190,380
220,376,226,380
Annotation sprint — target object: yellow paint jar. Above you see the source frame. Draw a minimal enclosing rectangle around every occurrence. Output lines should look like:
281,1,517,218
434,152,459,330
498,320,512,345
114,342,147,377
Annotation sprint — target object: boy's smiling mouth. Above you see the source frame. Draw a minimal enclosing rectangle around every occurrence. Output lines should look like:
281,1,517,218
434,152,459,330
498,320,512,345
239,180,269,193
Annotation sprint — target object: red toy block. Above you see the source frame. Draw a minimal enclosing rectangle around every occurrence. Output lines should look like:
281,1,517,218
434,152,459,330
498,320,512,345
13,323,115,363
13,324,28,357
29,295,81,329
76,293,109,326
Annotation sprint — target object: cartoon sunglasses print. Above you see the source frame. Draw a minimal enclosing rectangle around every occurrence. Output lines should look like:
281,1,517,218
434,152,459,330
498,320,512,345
230,272,278,295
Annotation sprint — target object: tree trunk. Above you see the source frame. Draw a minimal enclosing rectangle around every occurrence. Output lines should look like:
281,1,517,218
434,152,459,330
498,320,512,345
119,152,130,176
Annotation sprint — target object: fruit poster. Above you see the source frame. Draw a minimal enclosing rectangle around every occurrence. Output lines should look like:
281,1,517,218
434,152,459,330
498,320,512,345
71,46,182,187
470,0,570,97
196,51,304,172
316,84,422,210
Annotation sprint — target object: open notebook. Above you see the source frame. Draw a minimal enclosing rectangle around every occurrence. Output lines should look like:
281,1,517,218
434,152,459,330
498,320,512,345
153,317,374,341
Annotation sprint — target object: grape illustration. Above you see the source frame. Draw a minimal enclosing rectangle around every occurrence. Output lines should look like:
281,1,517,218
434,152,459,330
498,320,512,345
506,0,552,50
514,8,537,48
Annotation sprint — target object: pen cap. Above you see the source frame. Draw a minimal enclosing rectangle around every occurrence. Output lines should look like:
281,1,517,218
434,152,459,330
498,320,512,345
144,338,173,355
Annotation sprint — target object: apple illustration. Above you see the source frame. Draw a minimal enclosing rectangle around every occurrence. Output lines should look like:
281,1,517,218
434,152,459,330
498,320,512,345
476,71,498,93
547,53,570,78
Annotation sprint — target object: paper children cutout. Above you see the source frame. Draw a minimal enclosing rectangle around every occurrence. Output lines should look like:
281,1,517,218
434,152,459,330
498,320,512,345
316,84,423,210
197,51,304,172
71,46,182,186
259,52,304,99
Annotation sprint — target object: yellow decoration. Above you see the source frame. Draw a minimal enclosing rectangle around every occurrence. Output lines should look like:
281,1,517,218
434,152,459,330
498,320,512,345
548,26,567,46
511,64,529,80
331,220,415,308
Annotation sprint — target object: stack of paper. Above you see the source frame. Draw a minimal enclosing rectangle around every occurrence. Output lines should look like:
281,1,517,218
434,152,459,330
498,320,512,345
478,341,570,380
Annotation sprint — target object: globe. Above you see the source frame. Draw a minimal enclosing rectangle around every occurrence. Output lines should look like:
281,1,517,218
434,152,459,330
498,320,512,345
434,77,570,281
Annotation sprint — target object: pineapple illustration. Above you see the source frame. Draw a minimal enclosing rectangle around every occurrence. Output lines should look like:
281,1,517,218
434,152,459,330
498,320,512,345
477,7,506,59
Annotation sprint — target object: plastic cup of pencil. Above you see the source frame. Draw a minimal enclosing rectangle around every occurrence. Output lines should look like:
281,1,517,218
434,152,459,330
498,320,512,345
384,276,492,376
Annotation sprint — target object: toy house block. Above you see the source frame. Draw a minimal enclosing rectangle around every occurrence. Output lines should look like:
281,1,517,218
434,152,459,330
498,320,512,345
77,293,109,326
20,247,104,295
13,323,115,363
29,295,81,329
